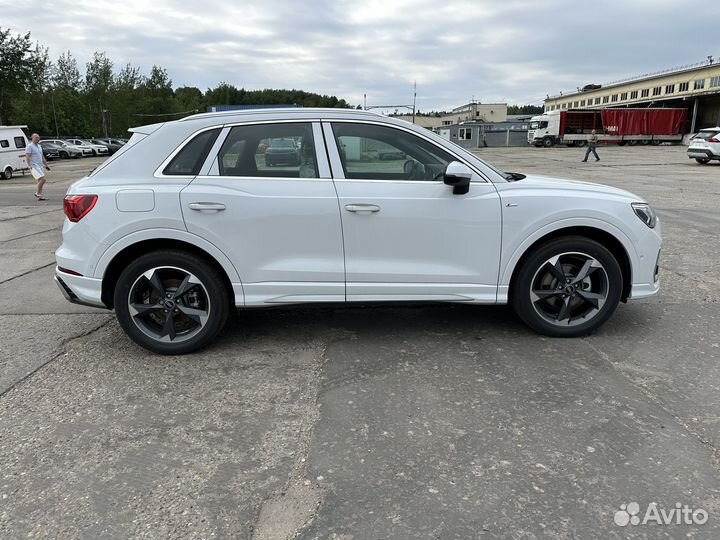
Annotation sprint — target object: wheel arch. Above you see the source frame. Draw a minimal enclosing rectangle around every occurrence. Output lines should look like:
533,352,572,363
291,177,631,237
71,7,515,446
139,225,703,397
100,237,240,309
506,225,633,304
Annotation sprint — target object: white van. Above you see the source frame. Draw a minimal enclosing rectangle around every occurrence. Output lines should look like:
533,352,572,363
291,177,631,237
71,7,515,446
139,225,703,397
0,126,29,179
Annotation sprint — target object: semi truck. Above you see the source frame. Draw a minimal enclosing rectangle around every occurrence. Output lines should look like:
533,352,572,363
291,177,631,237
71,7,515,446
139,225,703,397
528,108,688,147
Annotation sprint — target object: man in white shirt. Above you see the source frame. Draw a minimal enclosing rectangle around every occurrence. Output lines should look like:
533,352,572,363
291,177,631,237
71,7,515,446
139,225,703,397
25,133,50,200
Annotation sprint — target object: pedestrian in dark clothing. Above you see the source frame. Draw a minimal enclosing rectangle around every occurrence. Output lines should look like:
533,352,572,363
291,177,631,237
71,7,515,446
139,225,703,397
582,130,600,162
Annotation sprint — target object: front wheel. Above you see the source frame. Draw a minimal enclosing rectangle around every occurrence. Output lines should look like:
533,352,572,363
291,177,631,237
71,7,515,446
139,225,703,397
1,166,12,180
114,250,230,354
542,137,554,148
512,237,622,337
696,158,710,165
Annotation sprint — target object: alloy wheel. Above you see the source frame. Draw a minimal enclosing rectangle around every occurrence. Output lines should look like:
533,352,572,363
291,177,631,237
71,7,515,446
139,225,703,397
529,252,609,327
127,266,211,343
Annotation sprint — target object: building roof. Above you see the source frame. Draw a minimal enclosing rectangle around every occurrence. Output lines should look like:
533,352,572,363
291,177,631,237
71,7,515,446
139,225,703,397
549,59,719,100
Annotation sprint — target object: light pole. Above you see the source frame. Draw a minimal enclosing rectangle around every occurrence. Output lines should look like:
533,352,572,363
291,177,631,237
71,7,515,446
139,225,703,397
102,109,109,137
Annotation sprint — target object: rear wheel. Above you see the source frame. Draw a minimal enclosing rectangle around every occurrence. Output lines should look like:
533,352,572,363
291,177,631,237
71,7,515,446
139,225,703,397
1,166,12,180
512,237,622,337
114,250,230,354
696,158,710,165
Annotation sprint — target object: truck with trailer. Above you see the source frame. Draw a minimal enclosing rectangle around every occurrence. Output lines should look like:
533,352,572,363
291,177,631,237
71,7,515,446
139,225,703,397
0,125,29,179
527,108,688,147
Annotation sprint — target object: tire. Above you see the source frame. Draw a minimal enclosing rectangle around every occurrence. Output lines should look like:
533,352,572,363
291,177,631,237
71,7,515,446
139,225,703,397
59,151,68,159
575,140,587,147
696,158,710,165
114,250,230,354
511,236,622,337
542,137,554,148
1,167,12,180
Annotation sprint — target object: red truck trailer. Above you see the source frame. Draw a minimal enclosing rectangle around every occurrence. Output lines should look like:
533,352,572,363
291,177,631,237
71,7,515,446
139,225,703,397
528,108,688,147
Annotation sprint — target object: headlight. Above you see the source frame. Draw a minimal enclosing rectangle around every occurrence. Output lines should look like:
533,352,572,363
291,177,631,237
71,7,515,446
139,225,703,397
631,202,657,228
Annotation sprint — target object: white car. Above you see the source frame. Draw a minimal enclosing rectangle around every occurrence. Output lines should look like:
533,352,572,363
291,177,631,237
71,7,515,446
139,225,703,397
55,108,662,354
687,128,720,164
65,138,109,156
43,139,94,157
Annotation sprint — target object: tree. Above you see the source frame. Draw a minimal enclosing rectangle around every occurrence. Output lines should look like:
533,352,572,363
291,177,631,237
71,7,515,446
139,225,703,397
0,28,45,124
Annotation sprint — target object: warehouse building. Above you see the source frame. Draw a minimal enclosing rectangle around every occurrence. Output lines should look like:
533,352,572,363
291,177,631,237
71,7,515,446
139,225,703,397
543,59,720,133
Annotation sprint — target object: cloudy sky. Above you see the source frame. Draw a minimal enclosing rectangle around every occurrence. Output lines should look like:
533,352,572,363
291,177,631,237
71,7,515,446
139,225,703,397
2,0,719,111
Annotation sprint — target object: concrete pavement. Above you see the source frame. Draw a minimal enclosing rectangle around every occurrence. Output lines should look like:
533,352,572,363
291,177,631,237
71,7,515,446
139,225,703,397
0,147,718,539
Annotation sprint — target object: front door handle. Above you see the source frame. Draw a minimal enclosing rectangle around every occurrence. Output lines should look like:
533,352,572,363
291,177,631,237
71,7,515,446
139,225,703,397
344,204,381,214
188,202,226,212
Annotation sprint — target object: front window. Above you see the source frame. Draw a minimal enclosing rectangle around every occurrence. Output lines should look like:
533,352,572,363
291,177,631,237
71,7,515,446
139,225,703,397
331,122,455,181
530,121,548,130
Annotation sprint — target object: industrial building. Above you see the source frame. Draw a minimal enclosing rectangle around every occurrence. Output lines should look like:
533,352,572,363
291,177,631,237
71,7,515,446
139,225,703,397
544,59,720,133
438,115,534,148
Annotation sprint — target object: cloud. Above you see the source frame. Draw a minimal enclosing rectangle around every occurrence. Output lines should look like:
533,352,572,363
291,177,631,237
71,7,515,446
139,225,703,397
3,0,719,110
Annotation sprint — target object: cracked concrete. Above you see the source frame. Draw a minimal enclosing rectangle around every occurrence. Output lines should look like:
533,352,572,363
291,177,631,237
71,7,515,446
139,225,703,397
0,148,719,538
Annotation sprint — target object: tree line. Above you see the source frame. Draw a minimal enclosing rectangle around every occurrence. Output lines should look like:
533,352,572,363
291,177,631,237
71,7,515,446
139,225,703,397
0,27,353,137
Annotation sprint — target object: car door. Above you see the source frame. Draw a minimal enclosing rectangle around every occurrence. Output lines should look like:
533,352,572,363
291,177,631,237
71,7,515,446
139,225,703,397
179,121,345,305
324,121,502,303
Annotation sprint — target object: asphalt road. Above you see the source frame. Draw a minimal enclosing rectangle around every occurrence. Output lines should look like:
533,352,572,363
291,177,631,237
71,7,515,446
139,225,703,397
0,147,718,539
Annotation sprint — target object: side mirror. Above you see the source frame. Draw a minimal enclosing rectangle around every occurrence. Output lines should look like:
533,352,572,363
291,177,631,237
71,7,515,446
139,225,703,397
443,161,473,195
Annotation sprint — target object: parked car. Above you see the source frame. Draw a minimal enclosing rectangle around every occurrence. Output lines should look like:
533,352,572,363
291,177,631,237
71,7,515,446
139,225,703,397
91,138,124,154
264,138,301,166
687,128,720,164
55,108,662,354
0,125,28,179
40,140,83,159
65,138,109,156
42,144,60,161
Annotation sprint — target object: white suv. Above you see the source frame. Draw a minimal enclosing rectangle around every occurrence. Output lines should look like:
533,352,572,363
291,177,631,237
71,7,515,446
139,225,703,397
55,108,662,354
687,128,720,164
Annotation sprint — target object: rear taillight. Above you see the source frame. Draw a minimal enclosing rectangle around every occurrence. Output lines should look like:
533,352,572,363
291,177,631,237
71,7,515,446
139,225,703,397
64,195,98,222
709,138,720,143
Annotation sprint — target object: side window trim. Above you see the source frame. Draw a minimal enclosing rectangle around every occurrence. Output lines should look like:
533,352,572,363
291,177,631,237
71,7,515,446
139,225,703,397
322,120,488,183
198,126,231,176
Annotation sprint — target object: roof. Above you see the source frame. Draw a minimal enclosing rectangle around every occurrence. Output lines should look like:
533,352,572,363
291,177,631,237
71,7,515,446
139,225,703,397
0,125,28,129
181,107,382,122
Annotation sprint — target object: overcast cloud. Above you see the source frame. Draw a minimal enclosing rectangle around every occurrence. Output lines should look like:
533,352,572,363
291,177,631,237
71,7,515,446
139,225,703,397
2,0,719,111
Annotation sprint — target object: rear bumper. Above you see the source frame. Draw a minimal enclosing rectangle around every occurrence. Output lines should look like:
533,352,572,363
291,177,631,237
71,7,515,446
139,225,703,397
687,149,719,159
55,268,108,309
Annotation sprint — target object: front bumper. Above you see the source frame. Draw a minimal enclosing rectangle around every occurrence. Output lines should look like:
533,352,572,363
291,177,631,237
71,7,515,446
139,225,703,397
55,268,108,309
629,218,662,300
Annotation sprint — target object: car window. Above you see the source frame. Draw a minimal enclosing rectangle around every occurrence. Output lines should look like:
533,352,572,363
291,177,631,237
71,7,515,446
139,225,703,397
164,128,221,176
694,131,719,140
14,136,25,149
0,140,8,148
330,122,454,181
216,123,317,178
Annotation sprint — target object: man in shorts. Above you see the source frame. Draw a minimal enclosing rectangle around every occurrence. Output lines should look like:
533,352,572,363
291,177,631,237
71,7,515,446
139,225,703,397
25,133,50,200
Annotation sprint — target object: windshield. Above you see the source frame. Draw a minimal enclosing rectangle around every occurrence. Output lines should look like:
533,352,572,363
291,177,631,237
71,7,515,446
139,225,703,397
530,121,548,130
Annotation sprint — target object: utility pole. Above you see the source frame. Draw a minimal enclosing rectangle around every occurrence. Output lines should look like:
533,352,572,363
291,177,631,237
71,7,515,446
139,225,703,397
51,92,59,138
412,81,417,124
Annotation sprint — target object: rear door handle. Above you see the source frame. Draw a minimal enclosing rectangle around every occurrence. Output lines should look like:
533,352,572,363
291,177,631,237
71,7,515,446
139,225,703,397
188,202,226,212
344,204,381,214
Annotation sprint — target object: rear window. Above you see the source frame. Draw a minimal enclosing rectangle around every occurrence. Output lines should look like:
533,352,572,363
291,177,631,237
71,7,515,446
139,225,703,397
694,131,719,140
163,128,221,176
